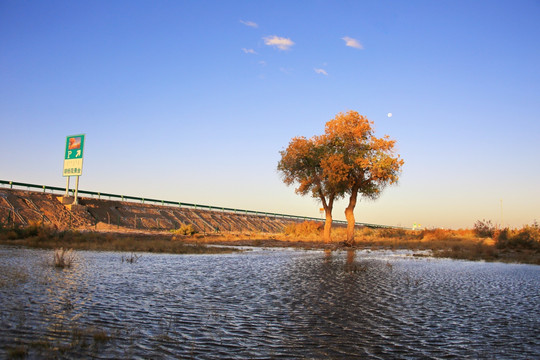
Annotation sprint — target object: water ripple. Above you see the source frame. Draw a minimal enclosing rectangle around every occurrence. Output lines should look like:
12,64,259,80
0,247,539,359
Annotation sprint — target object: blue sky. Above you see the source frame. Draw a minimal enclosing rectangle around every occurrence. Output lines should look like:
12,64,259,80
1,0,539,229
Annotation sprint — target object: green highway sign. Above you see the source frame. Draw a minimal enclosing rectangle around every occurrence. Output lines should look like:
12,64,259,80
64,134,85,159
63,134,85,176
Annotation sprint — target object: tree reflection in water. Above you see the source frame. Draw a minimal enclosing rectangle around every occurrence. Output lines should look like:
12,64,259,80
0,247,538,359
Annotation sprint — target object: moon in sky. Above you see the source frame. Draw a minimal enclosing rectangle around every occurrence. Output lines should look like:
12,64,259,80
387,112,392,118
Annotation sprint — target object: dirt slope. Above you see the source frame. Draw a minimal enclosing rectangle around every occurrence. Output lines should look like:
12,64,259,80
0,188,304,233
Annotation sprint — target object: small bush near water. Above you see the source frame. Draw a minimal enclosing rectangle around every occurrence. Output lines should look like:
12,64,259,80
0,221,57,241
474,219,495,238
171,223,198,236
495,224,540,250
284,221,322,238
122,253,142,263
54,248,76,268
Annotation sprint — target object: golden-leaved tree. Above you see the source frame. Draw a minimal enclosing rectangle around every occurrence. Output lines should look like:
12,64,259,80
277,136,341,242
278,111,404,244
324,111,404,245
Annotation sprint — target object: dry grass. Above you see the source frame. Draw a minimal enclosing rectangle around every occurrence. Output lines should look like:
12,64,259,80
7,345,28,359
283,221,323,239
54,248,76,268
92,329,111,343
121,253,142,263
0,265,29,288
0,226,240,255
0,220,57,241
6,325,115,359
349,226,539,264
204,224,539,264
1,221,538,264
170,223,197,236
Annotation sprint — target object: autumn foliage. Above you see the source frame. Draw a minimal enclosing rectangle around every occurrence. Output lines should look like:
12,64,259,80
277,135,339,241
278,111,404,243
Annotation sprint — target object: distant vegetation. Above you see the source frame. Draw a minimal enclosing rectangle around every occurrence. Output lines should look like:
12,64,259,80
0,221,239,255
1,220,538,264
280,220,540,264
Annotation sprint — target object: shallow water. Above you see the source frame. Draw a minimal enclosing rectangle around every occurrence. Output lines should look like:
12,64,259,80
0,246,539,359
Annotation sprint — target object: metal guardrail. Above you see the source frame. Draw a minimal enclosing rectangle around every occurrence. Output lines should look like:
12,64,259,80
0,179,401,229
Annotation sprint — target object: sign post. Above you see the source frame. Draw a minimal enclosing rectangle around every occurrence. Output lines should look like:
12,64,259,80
63,134,85,205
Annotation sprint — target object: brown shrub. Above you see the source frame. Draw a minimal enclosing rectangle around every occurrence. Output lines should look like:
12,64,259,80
378,228,408,238
421,228,453,241
474,219,495,238
172,223,197,236
496,226,540,250
284,221,322,238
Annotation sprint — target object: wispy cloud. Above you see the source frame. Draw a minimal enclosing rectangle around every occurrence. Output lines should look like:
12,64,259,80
314,68,328,76
242,48,257,54
264,35,294,51
280,67,293,74
342,36,363,49
240,20,258,28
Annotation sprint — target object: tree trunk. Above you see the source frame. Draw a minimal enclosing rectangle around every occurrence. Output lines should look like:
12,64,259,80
344,206,355,245
323,208,333,242
320,192,334,243
345,185,360,245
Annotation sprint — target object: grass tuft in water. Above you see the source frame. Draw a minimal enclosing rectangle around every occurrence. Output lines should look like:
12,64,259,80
54,248,76,268
92,329,110,344
122,253,142,264
7,345,28,359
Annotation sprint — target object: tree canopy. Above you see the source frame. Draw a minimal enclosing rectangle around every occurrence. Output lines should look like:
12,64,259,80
277,135,340,241
323,111,404,244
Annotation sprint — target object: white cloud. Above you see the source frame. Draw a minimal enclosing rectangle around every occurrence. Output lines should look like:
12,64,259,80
342,36,363,49
264,35,294,51
242,48,257,54
240,20,258,28
314,68,328,76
